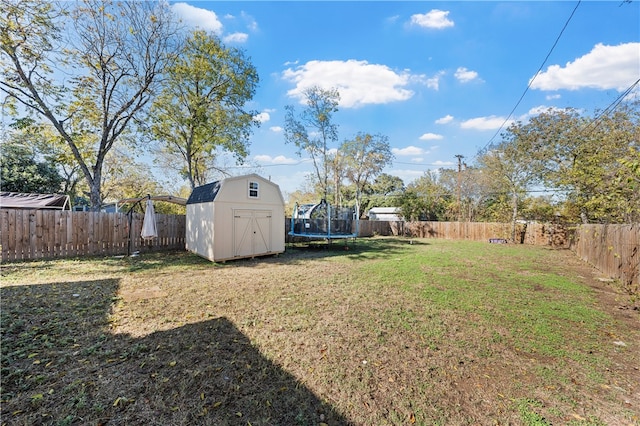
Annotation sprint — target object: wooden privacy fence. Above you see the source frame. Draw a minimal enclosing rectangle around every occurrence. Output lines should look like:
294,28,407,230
1,209,185,262
358,220,638,288
573,224,639,291
2,210,637,290
358,220,558,246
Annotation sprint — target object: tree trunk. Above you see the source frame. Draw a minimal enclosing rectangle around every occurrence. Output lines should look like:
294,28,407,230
511,191,518,243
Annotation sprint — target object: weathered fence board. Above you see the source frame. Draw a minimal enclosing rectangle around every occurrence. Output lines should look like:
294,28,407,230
1,209,185,262
573,224,639,291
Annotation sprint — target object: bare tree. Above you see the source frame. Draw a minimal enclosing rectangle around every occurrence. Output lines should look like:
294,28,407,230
284,86,340,200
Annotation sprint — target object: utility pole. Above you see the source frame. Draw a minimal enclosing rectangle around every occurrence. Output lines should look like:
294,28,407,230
455,154,464,222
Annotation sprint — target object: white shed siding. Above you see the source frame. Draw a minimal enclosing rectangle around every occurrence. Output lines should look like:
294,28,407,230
186,202,216,261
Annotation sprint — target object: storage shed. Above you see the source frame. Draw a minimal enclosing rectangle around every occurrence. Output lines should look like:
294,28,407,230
368,207,401,221
186,174,285,262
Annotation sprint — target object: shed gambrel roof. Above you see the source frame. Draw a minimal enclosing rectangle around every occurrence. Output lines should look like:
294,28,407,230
186,181,222,205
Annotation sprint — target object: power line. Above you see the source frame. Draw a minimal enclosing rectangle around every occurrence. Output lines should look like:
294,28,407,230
393,161,455,167
479,0,581,153
580,77,640,135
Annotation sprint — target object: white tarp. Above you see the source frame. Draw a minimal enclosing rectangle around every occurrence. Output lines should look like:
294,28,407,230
141,198,157,239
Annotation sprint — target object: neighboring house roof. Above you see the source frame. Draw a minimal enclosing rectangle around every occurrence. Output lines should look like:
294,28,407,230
0,192,71,210
186,181,222,205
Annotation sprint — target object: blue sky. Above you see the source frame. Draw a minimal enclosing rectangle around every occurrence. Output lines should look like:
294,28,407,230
169,1,639,196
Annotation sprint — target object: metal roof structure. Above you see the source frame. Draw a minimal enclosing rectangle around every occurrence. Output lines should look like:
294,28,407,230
0,192,71,210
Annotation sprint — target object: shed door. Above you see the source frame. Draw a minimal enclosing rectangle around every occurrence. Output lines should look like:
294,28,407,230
233,209,272,258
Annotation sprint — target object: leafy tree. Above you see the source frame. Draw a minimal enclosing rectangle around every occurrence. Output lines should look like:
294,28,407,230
147,30,259,189
370,173,405,199
101,149,160,203
1,0,179,210
0,139,63,193
590,106,640,223
284,86,340,200
520,196,558,222
284,188,319,218
398,171,451,221
100,148,185,214
437,167,489,222
359,174,405,216
613,146,640,222
478,193,513,223
397,190,428,221
340,133,393,218
11,120,87,202
477,141,539,241
505,104,639,223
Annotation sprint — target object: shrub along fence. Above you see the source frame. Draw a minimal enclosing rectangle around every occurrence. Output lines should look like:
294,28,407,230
1,209,185,262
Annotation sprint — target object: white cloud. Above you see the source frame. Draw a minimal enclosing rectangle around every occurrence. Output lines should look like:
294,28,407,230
419,133,443,141
410,10,454,29
223,33,248,44
269,126,283,133
282,60,416,108
413,70,445,90
546,94,561,100
454,67,480,83
240,11,259,32
171,3,223,34
254,155,299,165
531,42,640,92
460,115,512,131
524,105,565,118
392,146,426,156
254,112,270,123
435,115,454,124
386,15,400,24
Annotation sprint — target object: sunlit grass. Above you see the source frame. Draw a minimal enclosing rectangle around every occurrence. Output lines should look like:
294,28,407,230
2,238,637,425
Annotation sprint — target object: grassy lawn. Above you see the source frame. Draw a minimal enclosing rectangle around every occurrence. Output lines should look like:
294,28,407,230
1,237,638,425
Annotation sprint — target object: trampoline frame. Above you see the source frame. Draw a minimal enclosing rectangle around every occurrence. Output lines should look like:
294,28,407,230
288,201,359,241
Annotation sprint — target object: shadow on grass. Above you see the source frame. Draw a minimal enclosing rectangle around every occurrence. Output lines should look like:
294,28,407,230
0,237,424,276
1,280,353,425
0,250,215,280
280,236,424,263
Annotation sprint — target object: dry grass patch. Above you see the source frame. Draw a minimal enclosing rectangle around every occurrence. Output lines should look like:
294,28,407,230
1,238,639,425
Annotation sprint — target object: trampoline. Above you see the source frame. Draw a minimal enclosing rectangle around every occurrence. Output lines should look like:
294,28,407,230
288,200,359,241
